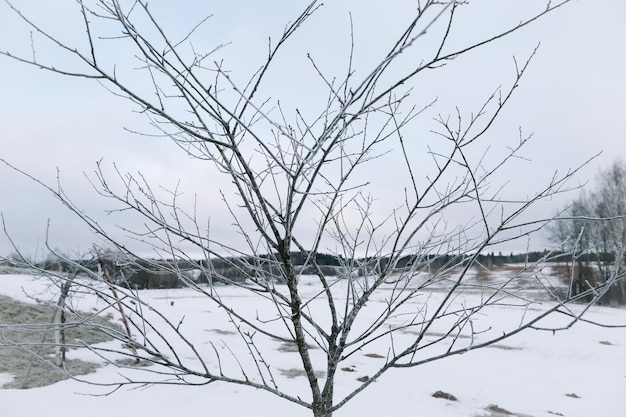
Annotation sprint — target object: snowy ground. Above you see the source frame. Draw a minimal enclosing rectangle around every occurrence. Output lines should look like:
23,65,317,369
1,271,625,417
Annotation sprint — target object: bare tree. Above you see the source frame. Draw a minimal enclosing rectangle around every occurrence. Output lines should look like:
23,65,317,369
550,159,626,305
1,1,623,416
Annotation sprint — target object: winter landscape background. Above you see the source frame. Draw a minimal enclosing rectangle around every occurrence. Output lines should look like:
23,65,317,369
1,265,624,417
1,1,625,416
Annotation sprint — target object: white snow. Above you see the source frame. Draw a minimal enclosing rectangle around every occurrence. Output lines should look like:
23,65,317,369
0,374,13,386
1,272,625,417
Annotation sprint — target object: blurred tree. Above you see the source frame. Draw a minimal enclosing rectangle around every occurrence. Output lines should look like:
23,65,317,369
550,159,626,304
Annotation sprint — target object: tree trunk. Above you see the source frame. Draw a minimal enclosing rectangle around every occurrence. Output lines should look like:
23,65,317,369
54,274,74,367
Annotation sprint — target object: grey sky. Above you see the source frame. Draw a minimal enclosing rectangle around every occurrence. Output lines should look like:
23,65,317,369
0,0,624,258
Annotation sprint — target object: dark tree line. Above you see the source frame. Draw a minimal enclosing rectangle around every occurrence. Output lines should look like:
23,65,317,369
22,249,562,290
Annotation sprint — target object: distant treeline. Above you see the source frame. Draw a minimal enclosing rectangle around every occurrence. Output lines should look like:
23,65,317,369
14,250,571,290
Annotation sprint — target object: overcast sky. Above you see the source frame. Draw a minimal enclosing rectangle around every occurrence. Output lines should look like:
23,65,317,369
0,0,624,259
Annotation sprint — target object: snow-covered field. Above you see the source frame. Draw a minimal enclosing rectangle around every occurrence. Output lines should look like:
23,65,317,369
1,271,625,417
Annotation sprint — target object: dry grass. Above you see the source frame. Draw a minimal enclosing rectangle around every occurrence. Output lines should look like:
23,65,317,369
277,341,317,353
0,294,123,389
473,267,492,282
279,368,325,379
497,264,529,273
550,263,599,286
551,264,575,285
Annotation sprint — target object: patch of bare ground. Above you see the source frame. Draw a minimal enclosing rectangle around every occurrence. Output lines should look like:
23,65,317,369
425,331,470,339
487,344,521,351
279,368,325,379
115,357,155,367
476,403,540,417
207,328,236,336
432,390,457,401
0,294,124,389
403,331,520,351
277,342,317,353
486,404,513,415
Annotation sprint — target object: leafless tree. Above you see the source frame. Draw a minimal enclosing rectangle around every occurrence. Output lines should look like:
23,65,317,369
1,1,623,416
550,159,626,305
